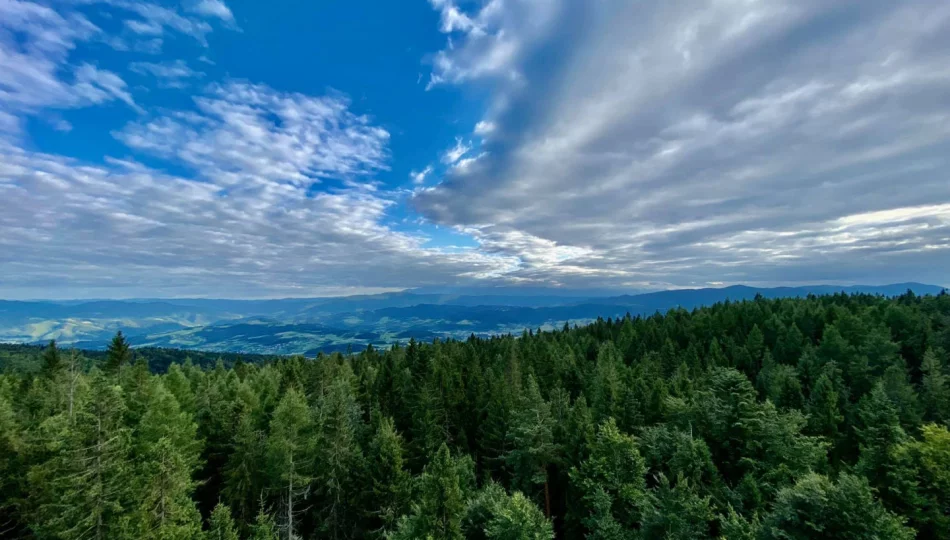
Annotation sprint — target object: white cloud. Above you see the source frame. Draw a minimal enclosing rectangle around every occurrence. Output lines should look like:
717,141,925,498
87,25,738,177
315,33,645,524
184,0,235,23
0,2,143,134
410,165,434,184
130,59,205,88
415,0,950,287
441,137,471,164
474,120,496,136
115,81,391,188
425,0,560,89
452,152,487,174
0,82,518,298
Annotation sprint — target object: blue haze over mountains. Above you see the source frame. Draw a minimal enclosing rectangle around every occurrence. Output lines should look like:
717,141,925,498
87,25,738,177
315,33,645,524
0,283,945,356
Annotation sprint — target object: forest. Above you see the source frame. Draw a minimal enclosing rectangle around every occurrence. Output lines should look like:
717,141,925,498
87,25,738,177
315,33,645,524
1,291,949,539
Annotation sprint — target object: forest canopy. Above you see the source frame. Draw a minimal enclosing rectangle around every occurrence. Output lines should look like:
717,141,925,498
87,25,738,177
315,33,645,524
1,290,949,539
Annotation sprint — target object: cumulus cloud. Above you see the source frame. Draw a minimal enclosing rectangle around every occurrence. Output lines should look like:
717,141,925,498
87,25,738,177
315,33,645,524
414,0,950,287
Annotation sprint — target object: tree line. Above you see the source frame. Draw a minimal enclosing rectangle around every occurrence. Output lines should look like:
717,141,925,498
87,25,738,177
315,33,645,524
1,290,949,539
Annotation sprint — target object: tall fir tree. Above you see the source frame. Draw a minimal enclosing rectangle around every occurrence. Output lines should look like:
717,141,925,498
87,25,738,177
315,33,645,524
28,372,133,540
391,444,469,540
919,349,949,424
206,502,240,540
266,388,313,540
105,331,133,374
365,416,411,537
506,375,557,517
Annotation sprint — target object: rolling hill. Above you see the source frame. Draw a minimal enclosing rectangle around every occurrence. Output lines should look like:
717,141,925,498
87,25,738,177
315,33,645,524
1,283,944,354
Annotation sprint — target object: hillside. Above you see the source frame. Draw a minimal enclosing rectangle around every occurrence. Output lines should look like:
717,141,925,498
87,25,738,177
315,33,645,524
2,283,944,355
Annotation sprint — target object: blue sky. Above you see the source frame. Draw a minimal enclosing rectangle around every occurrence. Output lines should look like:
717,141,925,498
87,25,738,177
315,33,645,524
1,0,949,298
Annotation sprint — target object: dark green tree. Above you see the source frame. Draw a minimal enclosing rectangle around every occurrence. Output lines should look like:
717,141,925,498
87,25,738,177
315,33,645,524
206,502,240,540
506,375,557,517
365,416,411,537
105,331,133,374
760,473,914,539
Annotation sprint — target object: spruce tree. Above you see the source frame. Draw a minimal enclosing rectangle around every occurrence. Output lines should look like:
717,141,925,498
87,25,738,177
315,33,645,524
761,473,914,539
266,388,313,540
40,340,61,377
919,349,949,424
313,367,365,539
206,502,240,540
506,375,557,517
105,331,133,374
365,416,411,537
391,443,467,540
131,382,203,539
569,418,648,535
462,482,553,540
28,372,132,540
806,373,843,439
223,410,267,526
249,507,280,540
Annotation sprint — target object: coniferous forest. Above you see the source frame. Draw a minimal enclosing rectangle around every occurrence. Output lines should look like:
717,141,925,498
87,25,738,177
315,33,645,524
1,291,949,539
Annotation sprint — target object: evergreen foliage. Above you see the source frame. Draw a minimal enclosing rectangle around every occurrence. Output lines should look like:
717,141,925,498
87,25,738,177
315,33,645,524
2,291,949,538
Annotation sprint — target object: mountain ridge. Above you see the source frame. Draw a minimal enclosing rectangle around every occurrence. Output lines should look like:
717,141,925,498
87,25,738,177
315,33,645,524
2,283,945,354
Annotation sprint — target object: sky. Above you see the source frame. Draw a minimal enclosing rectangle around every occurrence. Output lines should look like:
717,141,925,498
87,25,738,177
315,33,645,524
1,0,949,299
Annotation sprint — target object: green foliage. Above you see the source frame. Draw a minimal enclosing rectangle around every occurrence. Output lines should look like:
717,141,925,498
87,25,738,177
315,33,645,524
760,473,914,539
463,482,554,540
105,331,133,374
570,418,647,536
206,502,240,540
2,291,949,539
391,443,470,540
366,416,412,537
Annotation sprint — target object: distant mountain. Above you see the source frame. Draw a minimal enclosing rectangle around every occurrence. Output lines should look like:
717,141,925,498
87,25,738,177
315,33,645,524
587,283,947,309
1,283,944,354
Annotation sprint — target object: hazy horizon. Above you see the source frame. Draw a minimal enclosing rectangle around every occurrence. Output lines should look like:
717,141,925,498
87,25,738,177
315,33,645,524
3,280,946,302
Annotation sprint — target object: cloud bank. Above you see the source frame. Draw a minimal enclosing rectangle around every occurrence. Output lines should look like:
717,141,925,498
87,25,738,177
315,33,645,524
415,0,950,288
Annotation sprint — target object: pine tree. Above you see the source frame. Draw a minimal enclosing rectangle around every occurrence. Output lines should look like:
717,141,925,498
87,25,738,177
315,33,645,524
313,366,365,539
855,384,920,517
131,381,203,539
570,418,648,535
28,372,133,540
761,473,914,539
249,507,280,540
164,363,197,415
462,482,553,540
206,502,240,540
640,474,714,539
365,416,411,537
40,340,62,377
391,443,468,540
266,388,313,540
0,390,24,535
919,349,949,424
223,410,267,526
899,423,950,536
506,375,557,517
104,330,132,374
806,373,842,439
